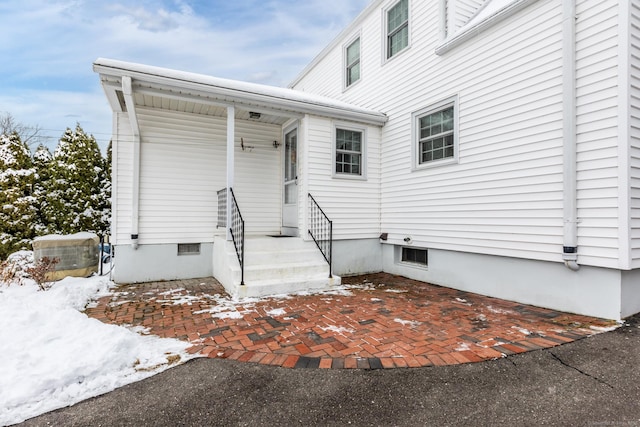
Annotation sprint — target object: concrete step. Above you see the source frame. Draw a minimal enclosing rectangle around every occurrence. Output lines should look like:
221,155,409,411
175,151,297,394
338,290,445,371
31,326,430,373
233,275,341,298
244,236,317,251
214,235,339,299
244,248,323,265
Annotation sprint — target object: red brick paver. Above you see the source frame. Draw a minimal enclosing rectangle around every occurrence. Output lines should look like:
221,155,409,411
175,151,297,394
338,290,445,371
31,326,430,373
84,273,617,369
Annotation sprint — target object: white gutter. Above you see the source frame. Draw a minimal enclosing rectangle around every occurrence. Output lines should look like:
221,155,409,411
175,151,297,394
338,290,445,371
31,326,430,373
121,76,141,250
93,60,387,127
562,0,579,271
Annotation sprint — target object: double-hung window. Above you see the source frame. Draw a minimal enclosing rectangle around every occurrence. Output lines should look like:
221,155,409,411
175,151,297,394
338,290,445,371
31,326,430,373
413,97,457,168
387,0,409,59
345,37,361,88
335,127,364,177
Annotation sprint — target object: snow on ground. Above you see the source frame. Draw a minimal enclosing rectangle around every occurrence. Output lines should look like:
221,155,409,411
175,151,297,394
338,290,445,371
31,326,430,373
394,318,422,329
0,275,195,426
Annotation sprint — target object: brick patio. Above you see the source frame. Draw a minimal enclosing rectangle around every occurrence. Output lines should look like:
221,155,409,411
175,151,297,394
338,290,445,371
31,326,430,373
85,273,616,369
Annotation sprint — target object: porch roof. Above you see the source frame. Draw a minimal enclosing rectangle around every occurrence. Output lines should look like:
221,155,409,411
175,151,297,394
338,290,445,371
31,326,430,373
93,58,387,126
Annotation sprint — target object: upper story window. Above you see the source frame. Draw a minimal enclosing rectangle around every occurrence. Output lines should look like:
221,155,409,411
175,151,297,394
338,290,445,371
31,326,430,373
345,37,361,88
412,97,458,169
387,0,409,59
335,126,365,178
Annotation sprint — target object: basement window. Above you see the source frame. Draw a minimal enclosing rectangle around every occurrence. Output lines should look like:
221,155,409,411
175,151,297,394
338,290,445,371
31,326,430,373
401,247,428,266
178,243,200,256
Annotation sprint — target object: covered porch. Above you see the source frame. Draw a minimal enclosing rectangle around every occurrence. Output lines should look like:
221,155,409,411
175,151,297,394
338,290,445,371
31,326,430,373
93,59,386,294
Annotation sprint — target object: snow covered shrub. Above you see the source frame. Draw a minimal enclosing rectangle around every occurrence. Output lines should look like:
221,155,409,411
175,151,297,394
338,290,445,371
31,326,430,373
42,125,110,236
0,133,37,259
0,251,59,290
0,251,34,286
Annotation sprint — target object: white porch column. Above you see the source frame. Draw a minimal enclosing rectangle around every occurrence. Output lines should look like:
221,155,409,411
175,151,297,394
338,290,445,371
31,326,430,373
226,106,235,241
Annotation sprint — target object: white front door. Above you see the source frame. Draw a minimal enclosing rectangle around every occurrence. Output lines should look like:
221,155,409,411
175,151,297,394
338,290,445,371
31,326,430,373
282,128,298,234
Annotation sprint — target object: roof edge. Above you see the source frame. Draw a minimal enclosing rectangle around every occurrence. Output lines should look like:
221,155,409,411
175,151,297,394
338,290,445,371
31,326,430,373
93,58,387,126
288,0,384,88
435,0,538,55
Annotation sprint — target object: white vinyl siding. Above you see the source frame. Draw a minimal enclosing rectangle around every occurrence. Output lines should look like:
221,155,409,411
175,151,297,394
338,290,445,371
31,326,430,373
445,0,486,36
575,0,620,266
630,0,640,265
293,0,624,268
114,107,281,245
306,115,381,240
112,113,133,245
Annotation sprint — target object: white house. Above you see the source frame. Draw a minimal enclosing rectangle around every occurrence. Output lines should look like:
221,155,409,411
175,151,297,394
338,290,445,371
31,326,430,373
94,0,640,320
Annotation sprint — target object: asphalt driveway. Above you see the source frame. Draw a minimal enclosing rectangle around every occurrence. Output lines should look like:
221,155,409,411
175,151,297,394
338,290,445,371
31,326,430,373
20,314,640,426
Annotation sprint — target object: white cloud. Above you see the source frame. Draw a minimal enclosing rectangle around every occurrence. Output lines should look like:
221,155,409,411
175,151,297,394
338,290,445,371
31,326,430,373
0,0,371,149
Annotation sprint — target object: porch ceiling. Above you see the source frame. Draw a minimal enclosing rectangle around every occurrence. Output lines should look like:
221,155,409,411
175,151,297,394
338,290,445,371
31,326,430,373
132,88,290,126
94,58,388,127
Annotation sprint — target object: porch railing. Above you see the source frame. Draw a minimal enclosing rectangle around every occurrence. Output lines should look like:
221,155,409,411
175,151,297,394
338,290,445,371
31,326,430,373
308,193,332,278
217,187,245,286
217,188,227,228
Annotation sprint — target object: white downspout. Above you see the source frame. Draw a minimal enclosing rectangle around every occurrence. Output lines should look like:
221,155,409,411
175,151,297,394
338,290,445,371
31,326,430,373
562,0,579,271
122,76,141,250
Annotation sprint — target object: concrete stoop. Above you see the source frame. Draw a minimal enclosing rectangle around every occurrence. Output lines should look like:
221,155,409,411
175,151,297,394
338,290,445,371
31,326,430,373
213,236,341,298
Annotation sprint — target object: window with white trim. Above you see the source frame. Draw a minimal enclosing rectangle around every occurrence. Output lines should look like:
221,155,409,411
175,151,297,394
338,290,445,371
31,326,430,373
413,98,457,167
345,37,361,88
387,0,409,59
335,127,363,176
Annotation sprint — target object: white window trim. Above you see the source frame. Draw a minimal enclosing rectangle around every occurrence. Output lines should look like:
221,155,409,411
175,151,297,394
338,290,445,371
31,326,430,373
411,95,459,171
395,245,429,270
382,0,411,65
332,122,367,181
343,32,362,91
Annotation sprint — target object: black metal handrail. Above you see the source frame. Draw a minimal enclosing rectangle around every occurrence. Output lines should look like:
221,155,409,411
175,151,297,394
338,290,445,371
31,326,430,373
308,193,332,278
229,188,245,286
217,187,244,286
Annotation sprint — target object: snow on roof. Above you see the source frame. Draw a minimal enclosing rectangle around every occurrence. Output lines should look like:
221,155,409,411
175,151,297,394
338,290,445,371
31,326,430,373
93,58,387,125
34,232,98,242
435,0,536,55
461,0,518,30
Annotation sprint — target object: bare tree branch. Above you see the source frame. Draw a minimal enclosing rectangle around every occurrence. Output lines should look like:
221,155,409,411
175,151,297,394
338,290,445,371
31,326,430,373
0,112,44,147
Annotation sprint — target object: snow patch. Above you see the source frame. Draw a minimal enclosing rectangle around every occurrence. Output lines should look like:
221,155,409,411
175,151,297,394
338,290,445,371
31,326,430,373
319,325,354,335
266,308,287,317
511,326,531,335
455,342,471,351
486,305,514,315
589,324,620,333
394,318,421,328
0,276,194,426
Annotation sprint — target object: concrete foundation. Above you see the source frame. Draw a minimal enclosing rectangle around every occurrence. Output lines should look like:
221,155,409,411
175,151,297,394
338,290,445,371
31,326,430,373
112,243,213,283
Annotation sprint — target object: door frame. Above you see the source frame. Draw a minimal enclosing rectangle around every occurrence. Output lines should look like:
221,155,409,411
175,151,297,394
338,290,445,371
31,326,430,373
282,123,299,236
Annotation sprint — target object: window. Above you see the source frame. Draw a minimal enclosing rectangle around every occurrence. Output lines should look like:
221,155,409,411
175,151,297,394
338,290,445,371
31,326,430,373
413,97,457,168
345,37,361,87
387,0,409,59
402,247,428,266
335,127,363,176
178,243,200,255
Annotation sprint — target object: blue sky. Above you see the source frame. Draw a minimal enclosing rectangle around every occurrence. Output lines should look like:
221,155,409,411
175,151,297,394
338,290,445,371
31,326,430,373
0,0,371,151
